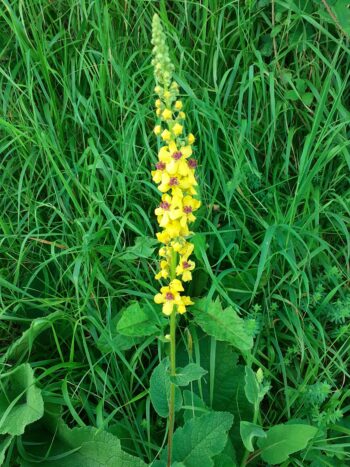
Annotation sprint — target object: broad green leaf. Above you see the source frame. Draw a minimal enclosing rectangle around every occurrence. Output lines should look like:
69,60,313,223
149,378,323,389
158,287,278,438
192,298,254,351
120,236,158,260
183,390,208,422
2,311,68,362
162,411,233,467
0,364,44,436
117,302,164,337
171,364,207,386
19,421,147,466
240,421,266,452
0,435,12,464
150,359,182,418
97,313,143,352
257,423,318,464
213,437,237,467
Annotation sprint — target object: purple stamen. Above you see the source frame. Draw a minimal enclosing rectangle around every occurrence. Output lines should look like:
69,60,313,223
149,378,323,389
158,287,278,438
182,261,190,269
156,161,166,170
160,201,170,210
169,177,179,186
188,158,197,169
172,151,182,160
183,206,193,214
165,292,174,300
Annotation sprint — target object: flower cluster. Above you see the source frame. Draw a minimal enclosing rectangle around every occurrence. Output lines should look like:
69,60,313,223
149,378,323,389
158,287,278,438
151,14,200,316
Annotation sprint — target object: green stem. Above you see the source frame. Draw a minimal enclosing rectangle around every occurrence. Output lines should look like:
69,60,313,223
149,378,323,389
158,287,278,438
167,249,177,467
240,404,259,467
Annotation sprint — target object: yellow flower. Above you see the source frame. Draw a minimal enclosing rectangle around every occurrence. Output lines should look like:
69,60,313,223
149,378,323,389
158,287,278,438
157,173,193,197
174,100,183,110
155,99,162,108
176,258,195,282
177,295,194,314
156,108,162,116
151,161,166,184
161,129,172,141
162,109,173,120
172,239,194,256
166,150,192,177
155,194,182,227
188,133,195,144
172,123,183,136
180,195,201,227
156,230,171,244
164,90,171,100
154,279,184,315
154,125,161,135
179,111,186,119
155,259,170,280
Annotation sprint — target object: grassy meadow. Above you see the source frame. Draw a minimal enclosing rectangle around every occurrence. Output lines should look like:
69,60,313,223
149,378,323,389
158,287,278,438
0,0,350,465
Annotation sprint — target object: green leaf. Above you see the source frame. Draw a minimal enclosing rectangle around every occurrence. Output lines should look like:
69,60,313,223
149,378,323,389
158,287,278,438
332,0,350,37
117,302,163,337
0,435,12,465
257,423,318,464
192,298,254,351
0,364,44,436
302,92,313,106
182,390,208,422
240,421,266,452
244,367,260,406
163,411,234,467
171,364,207,386
150,359,182,418
19,420,147,466
2,311,68,362
120,236,158,260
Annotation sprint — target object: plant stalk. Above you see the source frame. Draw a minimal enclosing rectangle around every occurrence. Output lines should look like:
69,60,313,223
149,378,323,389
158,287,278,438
167,249,177,467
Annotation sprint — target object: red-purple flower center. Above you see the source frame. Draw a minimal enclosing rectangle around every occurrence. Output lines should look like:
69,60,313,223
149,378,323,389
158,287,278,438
169,177,179,186
160,201,170,210
188,158,197,169
183,205,193,214
165,292,174,301
172,151,182,160
182,261,190,269
156,161,166,170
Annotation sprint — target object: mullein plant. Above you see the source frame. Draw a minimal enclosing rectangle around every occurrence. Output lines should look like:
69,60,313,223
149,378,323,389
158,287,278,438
151,13,200,466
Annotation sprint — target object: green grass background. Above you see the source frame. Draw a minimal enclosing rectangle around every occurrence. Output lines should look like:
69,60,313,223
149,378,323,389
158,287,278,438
1,0,350,464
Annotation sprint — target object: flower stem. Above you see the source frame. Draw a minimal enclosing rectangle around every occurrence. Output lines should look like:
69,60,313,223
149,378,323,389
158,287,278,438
167,249,177,467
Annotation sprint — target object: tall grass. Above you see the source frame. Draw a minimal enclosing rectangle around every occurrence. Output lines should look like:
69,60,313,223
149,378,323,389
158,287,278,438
1,0,349,465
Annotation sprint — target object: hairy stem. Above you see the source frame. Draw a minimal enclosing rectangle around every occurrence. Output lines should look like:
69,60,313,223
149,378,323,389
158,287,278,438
167,249,178,467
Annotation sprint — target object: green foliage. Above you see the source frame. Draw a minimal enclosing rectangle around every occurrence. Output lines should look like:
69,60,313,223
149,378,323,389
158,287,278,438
160,412,234,467
240,421,266,452
0,0,349,464
150,359,183,418
117,302,164,337
192,299,255,352
0,364,44,436
19,414,147,466
257,423,318,465
171,363,207,387
244,367,270,409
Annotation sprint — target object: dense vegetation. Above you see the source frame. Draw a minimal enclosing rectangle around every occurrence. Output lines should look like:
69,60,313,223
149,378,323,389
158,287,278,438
0,1,349,465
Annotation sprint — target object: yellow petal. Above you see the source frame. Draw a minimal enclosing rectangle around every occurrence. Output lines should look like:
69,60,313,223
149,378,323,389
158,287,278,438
163,301,174,315
154,293,164,304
